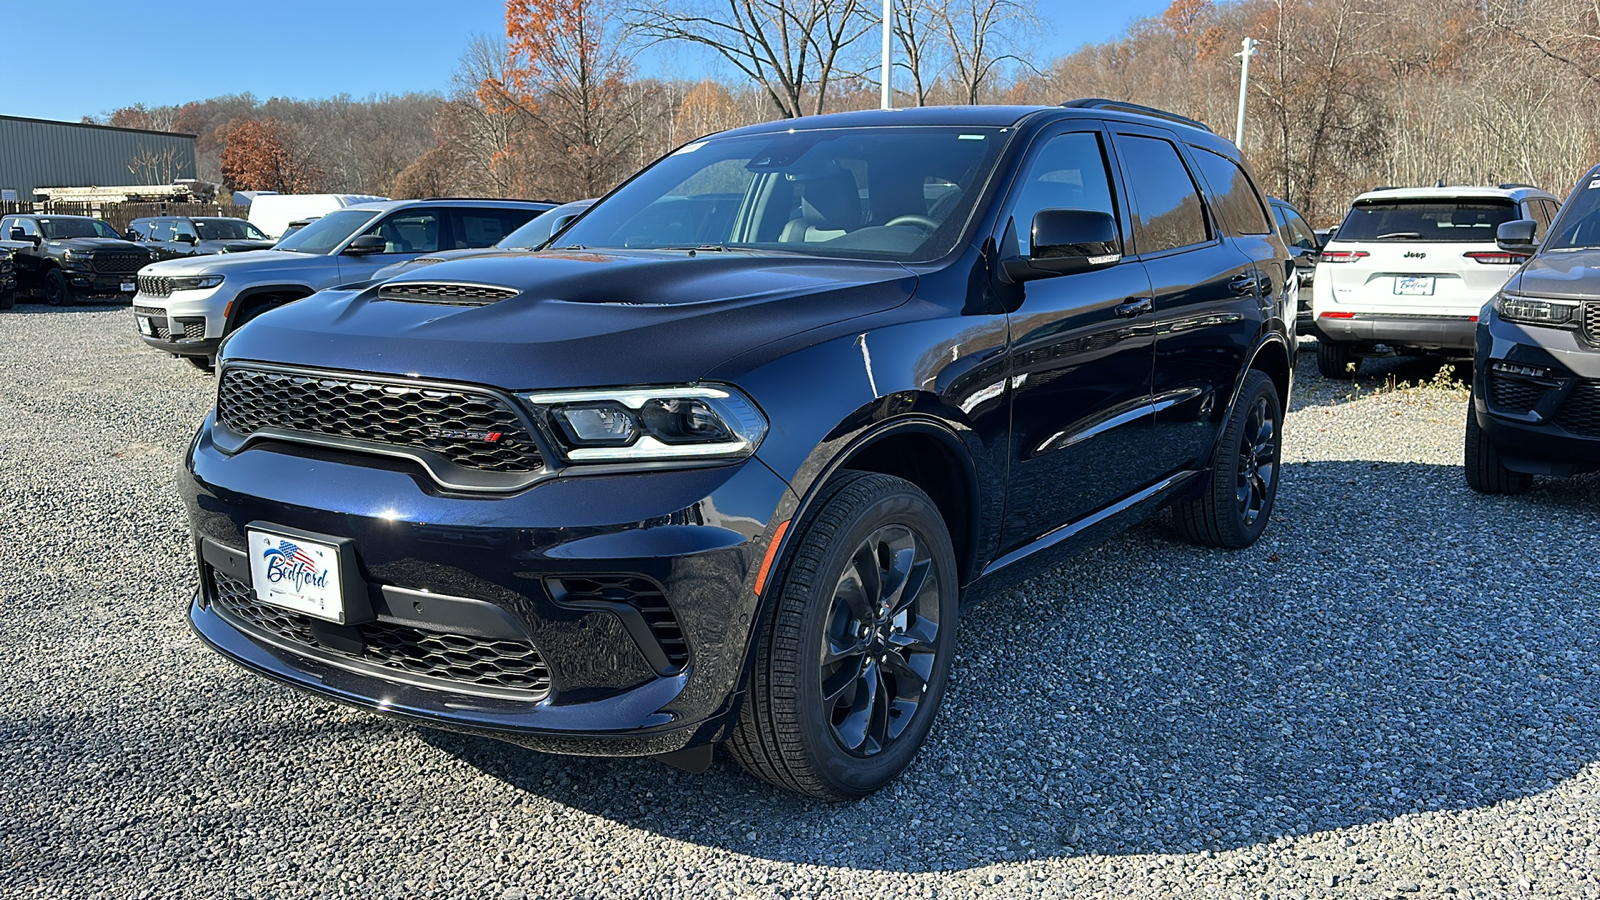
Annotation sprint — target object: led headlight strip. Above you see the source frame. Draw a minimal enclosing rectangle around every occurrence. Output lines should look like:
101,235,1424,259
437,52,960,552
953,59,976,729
518,384,768,463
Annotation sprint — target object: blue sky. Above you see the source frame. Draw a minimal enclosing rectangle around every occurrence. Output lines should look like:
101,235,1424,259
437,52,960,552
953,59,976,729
10,0,1170,124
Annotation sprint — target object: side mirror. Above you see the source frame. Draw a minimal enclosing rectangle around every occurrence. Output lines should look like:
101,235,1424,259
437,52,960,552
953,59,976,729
344,234,388,255
1004,209,1121,282
9,227,30,243
175,232,198,244
1496,218,1538,252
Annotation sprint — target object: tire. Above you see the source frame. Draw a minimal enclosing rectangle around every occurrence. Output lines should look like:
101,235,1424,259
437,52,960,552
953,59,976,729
42,269,73,307
728,471,959,801
1172,370,1283,549
185,356,216,374
1317,339,1359,379
0,290,13,311
1464,400,1532,494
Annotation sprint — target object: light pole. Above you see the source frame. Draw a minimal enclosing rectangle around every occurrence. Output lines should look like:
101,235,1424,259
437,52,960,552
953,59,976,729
1234,36,1260,148
881,0,893,109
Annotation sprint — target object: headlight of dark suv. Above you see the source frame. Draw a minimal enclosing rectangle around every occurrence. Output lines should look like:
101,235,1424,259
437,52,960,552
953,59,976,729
518,385,768,463
1496,292,1579,327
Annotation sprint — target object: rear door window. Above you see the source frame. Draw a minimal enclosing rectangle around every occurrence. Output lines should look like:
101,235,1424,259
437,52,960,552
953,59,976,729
449,209,538,249
1337,199,1518,242
1115,135,1211,254
1281,208,1318,250
1191,148,1271,236
363,210,443,253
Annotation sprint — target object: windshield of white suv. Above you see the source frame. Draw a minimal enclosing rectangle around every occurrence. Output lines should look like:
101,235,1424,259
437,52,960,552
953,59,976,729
194,219,269,241
38,218,120,239
551,126,1008,262
1544,180,1600,250
1337,199,1518,242
273,208,381,253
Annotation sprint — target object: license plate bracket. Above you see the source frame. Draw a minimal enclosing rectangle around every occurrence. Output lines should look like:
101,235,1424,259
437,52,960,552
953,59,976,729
244,522,372,624
1394,275,1435,296
120,281,136,293
136,316,154,336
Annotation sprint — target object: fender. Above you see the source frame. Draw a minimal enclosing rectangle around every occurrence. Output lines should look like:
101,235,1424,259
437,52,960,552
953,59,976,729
1198,330,1293,476
223,283,318,333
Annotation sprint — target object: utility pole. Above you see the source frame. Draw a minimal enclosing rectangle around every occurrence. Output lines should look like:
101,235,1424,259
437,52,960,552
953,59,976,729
881,0,893,109
1234,36,1260,148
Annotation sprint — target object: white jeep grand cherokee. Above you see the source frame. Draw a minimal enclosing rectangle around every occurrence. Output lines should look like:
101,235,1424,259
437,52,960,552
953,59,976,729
1311,184,1559,378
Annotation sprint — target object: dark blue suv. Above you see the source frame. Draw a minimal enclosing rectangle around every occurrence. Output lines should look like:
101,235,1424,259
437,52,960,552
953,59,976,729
181,101,1295,799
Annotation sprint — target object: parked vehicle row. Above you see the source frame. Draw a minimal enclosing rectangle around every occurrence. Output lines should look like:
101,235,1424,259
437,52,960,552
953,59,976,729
127,216,276,259
0,214,156,305
178,101,1297,800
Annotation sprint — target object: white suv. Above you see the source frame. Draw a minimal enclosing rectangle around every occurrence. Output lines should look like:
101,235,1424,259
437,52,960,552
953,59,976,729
1311,184,1559,378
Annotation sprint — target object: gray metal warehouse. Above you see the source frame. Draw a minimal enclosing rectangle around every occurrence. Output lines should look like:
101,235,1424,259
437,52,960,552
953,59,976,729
0,115,197,201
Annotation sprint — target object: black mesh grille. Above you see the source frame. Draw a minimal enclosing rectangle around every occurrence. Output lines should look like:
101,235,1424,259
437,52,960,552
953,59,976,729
93,251,147,274
554,576,688,670
138,275,172,298
217,366,543,473
1555,381,1600,437
210,569,551,693
377,282,520,306
1584,303,1600,344
133,305,163,317
1489,375,1547,414
183,321,206,341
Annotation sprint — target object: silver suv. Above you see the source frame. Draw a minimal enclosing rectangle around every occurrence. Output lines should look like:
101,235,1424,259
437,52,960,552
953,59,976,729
132,199,551,370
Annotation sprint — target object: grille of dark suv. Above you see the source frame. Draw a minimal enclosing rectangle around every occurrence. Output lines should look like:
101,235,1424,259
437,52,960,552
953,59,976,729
1584,303,1600,344
217,366,543,473
377,282,520,306
1489,375,1547,414
138,275,172,298
209,569,551,693
93,251,147,275
1555,381,1600,437
552,576,689,670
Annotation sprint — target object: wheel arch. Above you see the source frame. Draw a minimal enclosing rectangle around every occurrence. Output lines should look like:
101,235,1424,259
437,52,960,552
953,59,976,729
223,283,318,333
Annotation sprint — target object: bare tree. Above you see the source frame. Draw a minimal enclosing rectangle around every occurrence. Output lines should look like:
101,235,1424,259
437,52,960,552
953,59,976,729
891,0,942,105
934,0,1038,104
630,0,874,117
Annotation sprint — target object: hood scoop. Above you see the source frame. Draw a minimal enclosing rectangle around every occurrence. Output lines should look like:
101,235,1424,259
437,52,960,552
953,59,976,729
376,282,520,307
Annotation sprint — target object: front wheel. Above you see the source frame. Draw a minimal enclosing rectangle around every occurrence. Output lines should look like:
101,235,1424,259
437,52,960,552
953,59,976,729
729,471,958,800
42,269,73,307
1172,370,1283,549
1464,401,1532,494
0,290,13,311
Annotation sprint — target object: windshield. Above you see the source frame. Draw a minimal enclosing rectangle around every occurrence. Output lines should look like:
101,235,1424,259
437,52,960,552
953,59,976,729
194,219,268,241
1545,178,1600,250
552,126,1008,261
498,203,592,250
272,208,381,253
1336,199,1518,242
39,218,119,239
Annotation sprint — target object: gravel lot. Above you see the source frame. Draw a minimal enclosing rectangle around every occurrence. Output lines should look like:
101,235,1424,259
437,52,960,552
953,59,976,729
3,306,1598,899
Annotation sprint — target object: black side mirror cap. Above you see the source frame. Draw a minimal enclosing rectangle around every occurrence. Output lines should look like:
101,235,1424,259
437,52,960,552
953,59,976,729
1003,209,1121,282
9,227,28,242
1497,218,1538,252
344,235,388,254
176,233,198,244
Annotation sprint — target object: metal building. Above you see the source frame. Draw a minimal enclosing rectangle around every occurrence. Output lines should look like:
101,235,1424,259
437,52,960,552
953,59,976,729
0,115,197,201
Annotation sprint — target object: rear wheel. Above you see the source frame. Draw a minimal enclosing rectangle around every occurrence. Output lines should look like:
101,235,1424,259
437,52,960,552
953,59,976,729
729,471,958,800
1172,370,1282,549
1317,339,1359,379
1464,401,1532,494
42,269,73,307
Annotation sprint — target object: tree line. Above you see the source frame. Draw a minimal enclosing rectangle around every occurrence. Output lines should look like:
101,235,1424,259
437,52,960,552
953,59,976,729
94,0,1600,225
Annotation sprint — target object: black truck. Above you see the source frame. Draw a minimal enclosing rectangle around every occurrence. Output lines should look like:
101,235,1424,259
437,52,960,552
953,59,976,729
0,213,156,305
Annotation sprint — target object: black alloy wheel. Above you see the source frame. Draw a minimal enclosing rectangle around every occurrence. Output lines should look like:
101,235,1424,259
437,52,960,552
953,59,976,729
1172,370,1283,549
729,471,958,800
43,269,73,307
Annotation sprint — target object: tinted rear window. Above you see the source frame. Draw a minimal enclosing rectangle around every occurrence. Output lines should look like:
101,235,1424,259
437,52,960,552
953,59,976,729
1337,199,1517,243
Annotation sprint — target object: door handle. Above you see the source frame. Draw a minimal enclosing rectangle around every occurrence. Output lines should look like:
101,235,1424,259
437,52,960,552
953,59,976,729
1115,297,1153,318
1230,273,1262,295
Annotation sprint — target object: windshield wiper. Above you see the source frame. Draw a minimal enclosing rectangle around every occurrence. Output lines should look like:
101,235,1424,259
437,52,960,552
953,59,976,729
1376,232,1423,240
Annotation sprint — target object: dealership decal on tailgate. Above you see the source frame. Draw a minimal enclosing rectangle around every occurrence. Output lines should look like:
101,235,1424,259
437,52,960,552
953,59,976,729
247,530,345,622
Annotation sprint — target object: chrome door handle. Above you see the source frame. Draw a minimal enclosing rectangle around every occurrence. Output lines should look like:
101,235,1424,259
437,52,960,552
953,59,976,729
1115,297,1153,318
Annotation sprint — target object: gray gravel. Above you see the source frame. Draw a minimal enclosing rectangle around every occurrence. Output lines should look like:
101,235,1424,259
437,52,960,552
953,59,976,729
3,305,1599,899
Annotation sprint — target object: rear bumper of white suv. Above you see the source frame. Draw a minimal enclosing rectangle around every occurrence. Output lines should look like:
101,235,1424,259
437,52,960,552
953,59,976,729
1313,311,1477,351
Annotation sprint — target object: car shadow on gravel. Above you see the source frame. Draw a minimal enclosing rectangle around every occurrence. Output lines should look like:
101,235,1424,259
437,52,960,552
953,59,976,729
3,301,132,313
419,459,1600,872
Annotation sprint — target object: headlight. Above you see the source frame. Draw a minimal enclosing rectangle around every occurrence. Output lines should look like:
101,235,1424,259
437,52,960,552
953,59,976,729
171,275,225,291
518,385,767,463
61,249,89,268
1496,292,1578,326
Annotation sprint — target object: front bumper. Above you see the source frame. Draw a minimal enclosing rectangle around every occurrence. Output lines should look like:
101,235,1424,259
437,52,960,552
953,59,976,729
134,292,223,358
1473,307,1600,476
67,269,138,299
181,413,795,756
1314,312,1477,350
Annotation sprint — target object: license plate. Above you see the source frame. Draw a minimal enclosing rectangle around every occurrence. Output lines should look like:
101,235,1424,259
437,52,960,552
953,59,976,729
1394,276,1435,296
136,316,154,336
247,529,345,622
121,281,136,292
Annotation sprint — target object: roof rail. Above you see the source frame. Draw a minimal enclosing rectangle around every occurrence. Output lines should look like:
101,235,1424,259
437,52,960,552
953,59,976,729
1059,98,1213,134
1498,182,1535,190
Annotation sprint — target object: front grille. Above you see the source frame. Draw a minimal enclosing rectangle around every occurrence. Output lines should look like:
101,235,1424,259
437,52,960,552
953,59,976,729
377,282,520,306
1584,303,1600,344
552,576,688,670
93,251,147,275
1555,381,1600,437
183,321,205,341
1489,374,1547,414
133,305,163,317
217,366,543,473
138,275,172,298
210,569,551,694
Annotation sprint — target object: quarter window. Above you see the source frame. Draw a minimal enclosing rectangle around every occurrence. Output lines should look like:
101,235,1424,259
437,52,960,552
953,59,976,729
1281,209,1318,250
1526,199,1552,237
1191,147,1271,236
1117,136,1211,254
1005,131,1120,256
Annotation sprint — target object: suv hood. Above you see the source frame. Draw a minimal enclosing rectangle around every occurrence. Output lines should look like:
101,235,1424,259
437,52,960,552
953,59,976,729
222,249,918,388
49,237,145,252
145,248,324,276
1506,248,1600,300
